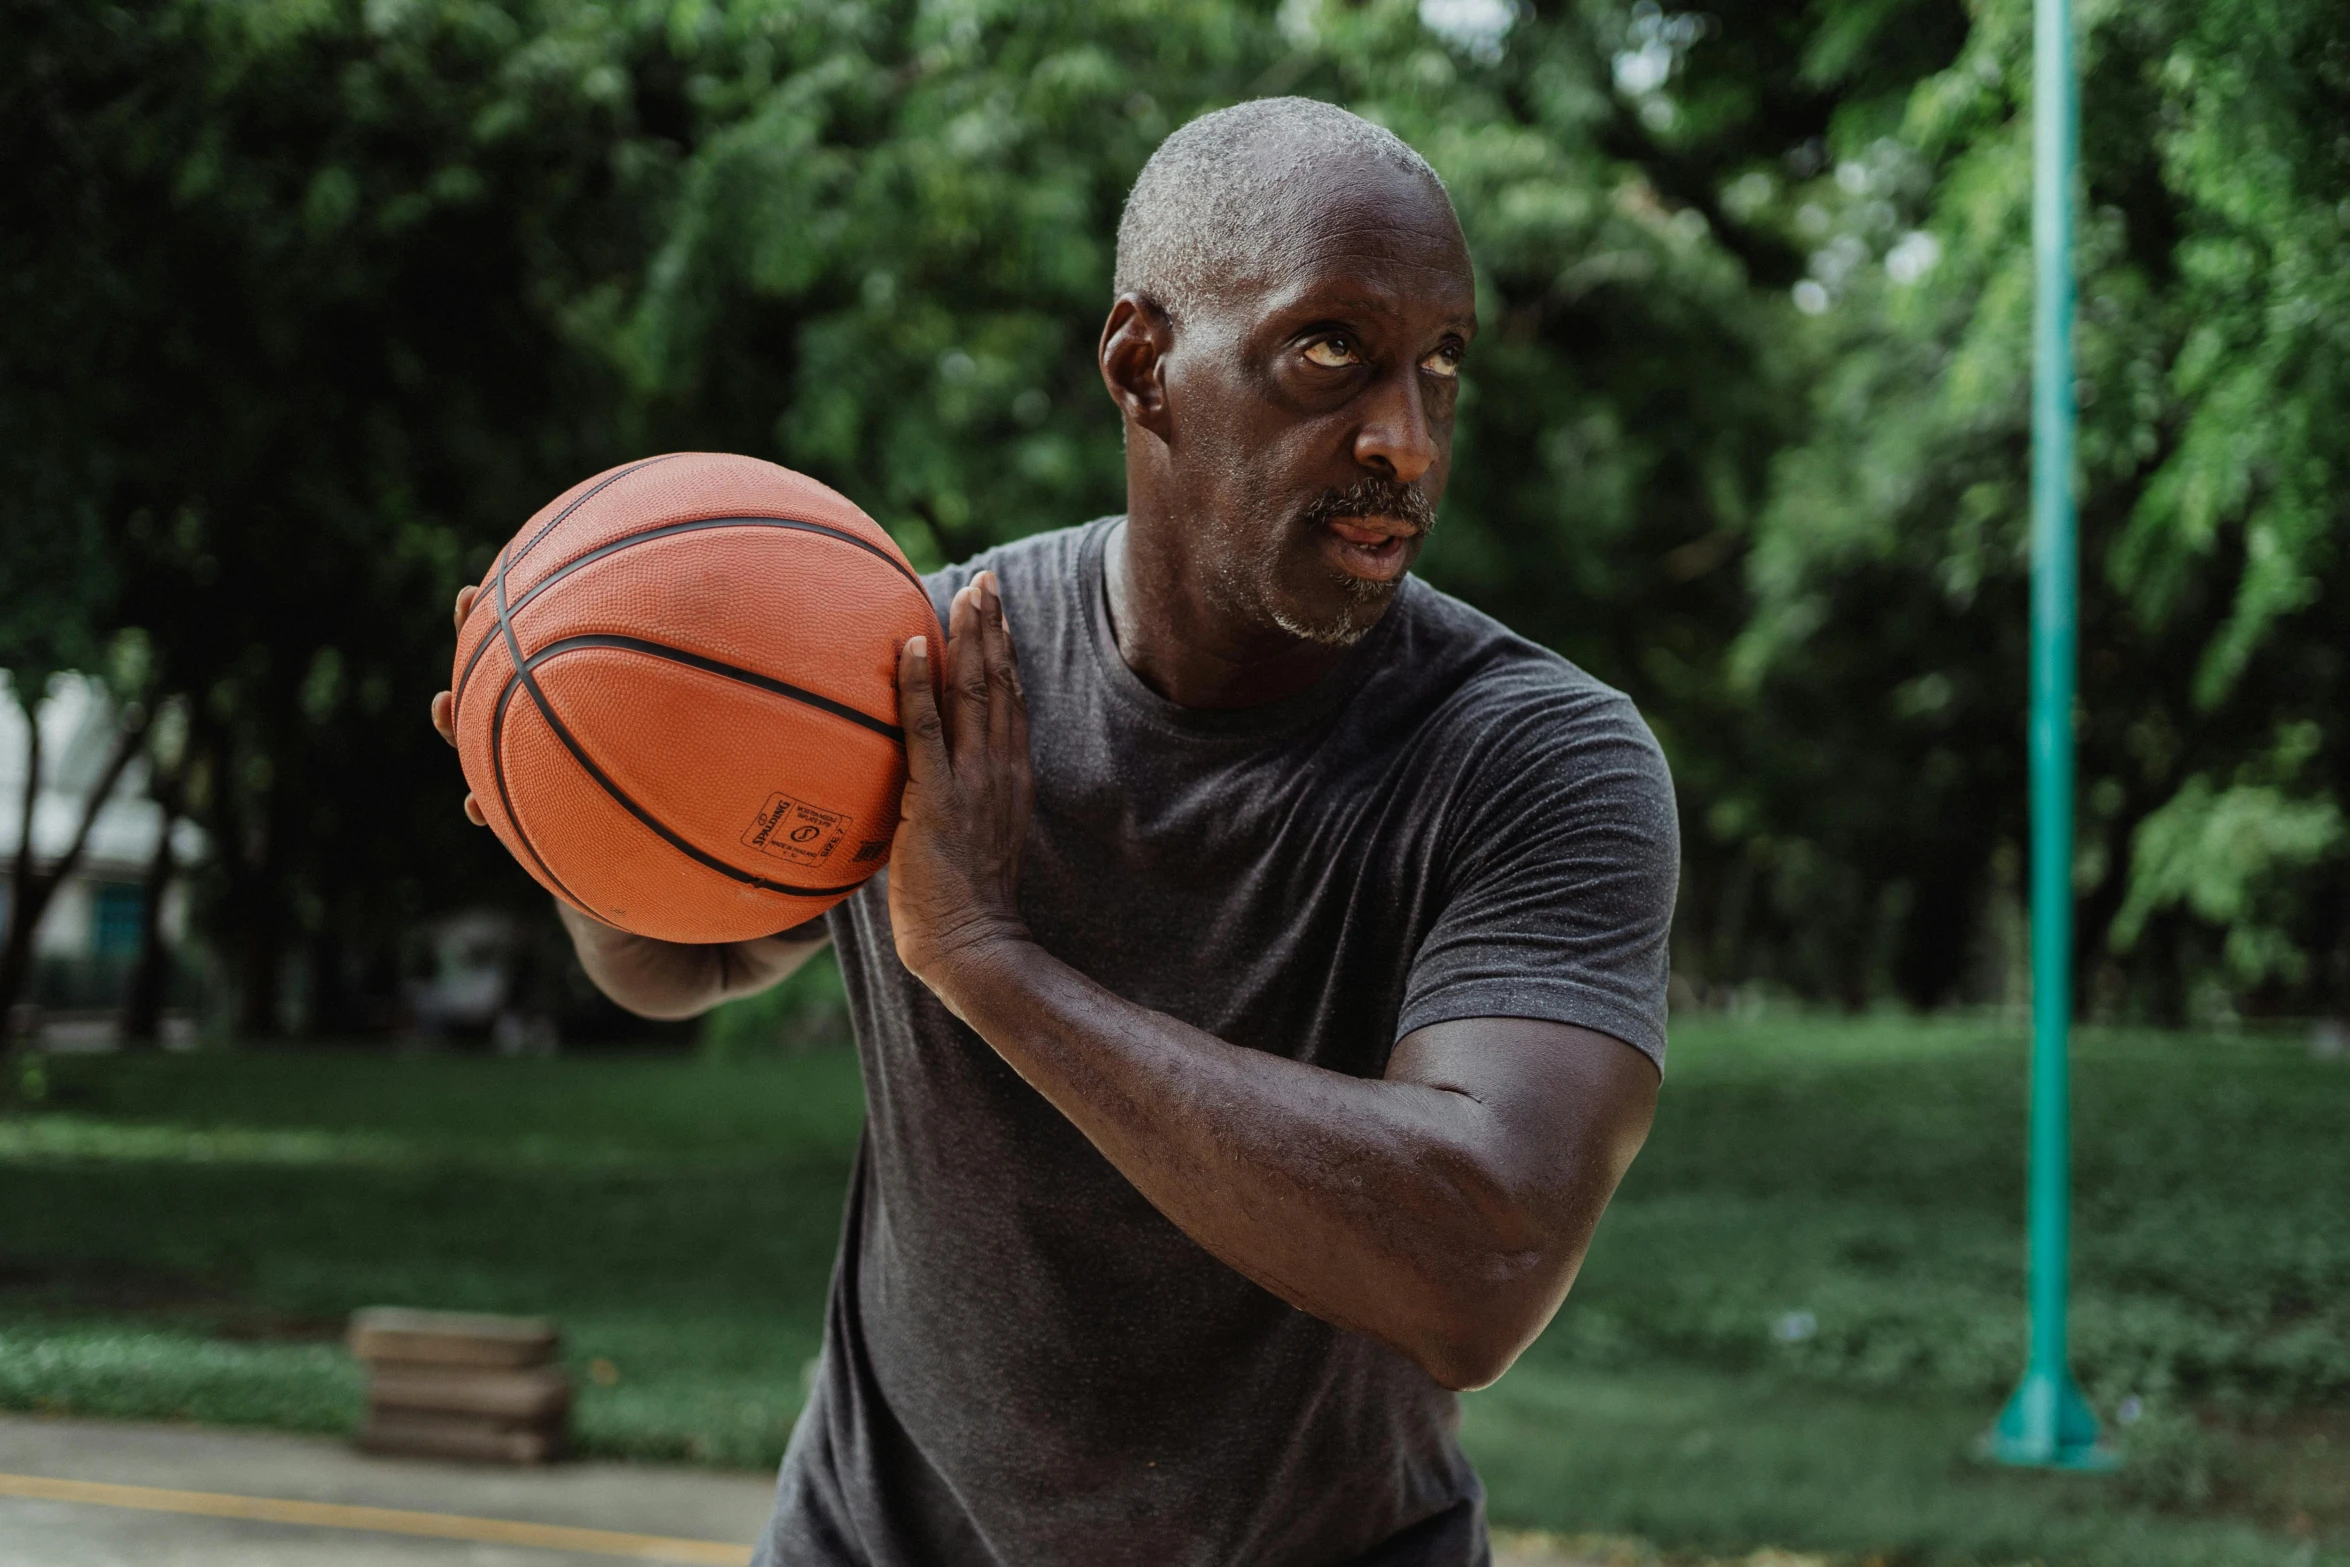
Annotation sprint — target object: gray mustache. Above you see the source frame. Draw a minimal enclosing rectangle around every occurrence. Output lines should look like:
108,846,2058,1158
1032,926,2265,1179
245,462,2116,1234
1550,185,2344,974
1297,478,1437,535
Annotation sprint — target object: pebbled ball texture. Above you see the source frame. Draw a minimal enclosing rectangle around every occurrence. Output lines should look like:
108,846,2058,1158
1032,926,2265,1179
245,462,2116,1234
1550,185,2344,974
450,452,938,942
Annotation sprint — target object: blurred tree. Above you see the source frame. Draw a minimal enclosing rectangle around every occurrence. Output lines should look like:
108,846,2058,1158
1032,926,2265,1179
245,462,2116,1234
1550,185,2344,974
6,0,2338,1032
1733,0,2350,1019
6,0,681,1033
0,1,140,1028
10,0,1832,1031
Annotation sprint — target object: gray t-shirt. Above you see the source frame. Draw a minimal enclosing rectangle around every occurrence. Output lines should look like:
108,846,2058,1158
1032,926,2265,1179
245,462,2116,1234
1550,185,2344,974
757,519,1677,1567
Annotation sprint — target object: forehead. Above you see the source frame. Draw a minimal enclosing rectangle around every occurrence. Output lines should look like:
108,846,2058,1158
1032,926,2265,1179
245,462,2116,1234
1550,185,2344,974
1232,157,1476,331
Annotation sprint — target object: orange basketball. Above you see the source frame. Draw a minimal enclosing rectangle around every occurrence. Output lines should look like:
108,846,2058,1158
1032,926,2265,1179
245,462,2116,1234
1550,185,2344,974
450,452,937,943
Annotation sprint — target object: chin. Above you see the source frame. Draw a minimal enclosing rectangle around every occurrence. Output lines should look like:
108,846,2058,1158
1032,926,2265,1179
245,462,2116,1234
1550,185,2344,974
1268,572,1402,648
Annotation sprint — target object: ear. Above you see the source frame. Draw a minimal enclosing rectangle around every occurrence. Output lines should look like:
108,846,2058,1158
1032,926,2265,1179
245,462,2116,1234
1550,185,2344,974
1097,293,1175,443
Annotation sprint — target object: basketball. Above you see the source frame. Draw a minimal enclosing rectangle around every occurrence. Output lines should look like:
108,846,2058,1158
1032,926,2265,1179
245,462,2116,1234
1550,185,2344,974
449,452,938,943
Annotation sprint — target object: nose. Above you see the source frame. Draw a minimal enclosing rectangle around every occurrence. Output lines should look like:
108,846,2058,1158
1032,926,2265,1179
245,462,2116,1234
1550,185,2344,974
1351,364,1439,487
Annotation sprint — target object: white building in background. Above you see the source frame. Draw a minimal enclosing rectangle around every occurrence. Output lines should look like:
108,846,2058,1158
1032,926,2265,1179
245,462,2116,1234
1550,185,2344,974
0,674,205,974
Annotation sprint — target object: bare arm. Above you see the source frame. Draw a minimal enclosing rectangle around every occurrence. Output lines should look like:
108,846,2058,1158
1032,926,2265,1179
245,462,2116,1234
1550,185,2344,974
942,944,1653,1388
430,583,830,1021
555,902,829,1020
890,574,1658,1389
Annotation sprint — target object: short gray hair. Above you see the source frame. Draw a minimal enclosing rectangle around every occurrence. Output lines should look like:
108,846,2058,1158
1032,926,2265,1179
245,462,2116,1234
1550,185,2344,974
1113,97,1448,326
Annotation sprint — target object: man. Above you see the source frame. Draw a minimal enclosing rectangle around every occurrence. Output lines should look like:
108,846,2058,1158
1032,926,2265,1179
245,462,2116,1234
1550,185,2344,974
433,97,1676,1567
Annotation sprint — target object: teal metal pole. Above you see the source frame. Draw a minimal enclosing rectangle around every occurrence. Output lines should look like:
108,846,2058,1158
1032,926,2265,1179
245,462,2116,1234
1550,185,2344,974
1985,0,2108,1471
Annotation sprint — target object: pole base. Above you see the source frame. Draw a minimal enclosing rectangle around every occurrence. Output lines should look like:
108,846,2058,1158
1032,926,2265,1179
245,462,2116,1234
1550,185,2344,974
1981,1365,2116,1470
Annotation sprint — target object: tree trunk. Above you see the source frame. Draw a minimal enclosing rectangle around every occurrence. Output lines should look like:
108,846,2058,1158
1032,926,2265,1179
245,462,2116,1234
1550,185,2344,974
121,803,179,1048
238,906,283,1039
306,924,348,1039
234,784,287,1041
0,688,152,1031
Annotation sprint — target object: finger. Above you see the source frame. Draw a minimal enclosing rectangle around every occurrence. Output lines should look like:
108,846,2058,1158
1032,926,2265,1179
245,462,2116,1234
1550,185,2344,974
996,581,1031,780
454,584,478,634
897,635,949,791
989,571,1026,704
946,583,991,766
993,581,1035,835
463,794,486,827
936,585,969,754
430,690,457,747
978,573,1017,762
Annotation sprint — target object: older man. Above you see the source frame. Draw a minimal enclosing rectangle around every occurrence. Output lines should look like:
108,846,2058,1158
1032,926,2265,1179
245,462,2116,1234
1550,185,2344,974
436,96,1676,1567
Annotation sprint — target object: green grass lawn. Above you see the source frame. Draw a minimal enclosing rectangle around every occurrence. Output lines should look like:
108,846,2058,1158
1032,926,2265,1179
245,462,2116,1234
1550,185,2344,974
3,1012,2346,1565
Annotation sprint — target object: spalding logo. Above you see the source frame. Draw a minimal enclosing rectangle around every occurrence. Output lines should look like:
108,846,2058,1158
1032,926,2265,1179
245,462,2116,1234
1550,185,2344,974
742,792,851,868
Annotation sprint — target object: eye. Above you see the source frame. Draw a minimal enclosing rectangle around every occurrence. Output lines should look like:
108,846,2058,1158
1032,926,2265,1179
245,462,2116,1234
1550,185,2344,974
1419,342,1463,380
1302,336,1361,369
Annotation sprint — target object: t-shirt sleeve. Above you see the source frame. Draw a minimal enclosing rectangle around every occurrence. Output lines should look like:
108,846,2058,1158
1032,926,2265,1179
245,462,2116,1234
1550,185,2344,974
1397,678,1680,1071
924,559,981,625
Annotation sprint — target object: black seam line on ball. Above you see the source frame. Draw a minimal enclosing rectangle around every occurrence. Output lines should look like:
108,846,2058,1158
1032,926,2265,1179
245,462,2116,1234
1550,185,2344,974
492,663,859,905
452,513,923,715
526,634,905,745
511,453,682,576
492,536,872,901
507,635,879,899
452,453,676,725
489,665,597,917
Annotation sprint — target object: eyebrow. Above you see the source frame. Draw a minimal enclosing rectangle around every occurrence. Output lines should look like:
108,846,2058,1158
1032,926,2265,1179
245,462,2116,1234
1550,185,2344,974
1278,294,1479,336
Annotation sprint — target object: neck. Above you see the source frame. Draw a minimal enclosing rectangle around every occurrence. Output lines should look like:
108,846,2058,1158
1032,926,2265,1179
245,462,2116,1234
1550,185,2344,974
1104,516,1354,710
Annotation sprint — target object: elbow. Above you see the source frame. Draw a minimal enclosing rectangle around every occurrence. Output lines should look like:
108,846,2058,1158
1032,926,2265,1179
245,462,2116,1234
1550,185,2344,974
578,958,724,1021
615,995,711,1023
1410,1299,1542,1392
584,964,716,1021
1418,1338,1522,1393
1387,1119,1627,1391
1407,1251,1578,1392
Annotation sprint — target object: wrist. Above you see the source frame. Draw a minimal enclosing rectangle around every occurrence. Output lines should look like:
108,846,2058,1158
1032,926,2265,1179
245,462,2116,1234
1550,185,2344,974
910,915,1037,1014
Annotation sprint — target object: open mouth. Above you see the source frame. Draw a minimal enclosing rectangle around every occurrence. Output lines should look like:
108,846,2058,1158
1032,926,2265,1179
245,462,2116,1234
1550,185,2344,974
1321,515,1422,582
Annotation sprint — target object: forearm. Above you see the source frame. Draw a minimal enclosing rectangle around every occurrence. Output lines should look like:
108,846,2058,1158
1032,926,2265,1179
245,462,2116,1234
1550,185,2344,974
937,938,1585,1388
558,903,825,1020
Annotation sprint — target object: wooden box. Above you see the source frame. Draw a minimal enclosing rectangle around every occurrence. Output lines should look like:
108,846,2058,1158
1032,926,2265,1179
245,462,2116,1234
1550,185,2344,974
349,1307,571,1464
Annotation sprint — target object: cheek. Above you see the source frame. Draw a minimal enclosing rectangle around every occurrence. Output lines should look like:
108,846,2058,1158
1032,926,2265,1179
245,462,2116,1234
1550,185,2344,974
1192,422,1320,518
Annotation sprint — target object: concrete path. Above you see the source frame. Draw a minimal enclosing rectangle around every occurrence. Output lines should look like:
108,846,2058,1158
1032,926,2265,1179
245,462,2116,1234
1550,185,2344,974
0,1412,1728,1566
0,1414,775,1566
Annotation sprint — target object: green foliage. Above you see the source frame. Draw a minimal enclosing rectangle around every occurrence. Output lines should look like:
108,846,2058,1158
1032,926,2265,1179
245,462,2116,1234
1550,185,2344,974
2114,778,2343,990
1466,1367,2349,1566
0,5,121,691
0,1324,359,1433
5,0,1796,1024
5,0,2345,1018
1553,1018,2350,1412
0,1049,865,1463
1730,0,2350,1014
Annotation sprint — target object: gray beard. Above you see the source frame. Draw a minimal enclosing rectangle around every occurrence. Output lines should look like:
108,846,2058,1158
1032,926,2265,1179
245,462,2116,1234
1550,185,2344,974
1268,571,1399,647
1204,518,1388,649
1217,477,1433,648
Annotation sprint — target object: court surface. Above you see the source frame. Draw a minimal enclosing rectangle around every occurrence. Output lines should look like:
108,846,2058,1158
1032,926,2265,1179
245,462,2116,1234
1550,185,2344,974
0,1414,774,1565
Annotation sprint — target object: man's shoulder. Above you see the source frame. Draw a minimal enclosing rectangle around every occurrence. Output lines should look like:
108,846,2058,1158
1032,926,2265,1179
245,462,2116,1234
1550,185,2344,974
922,520,1107,615
1388,578,1663,768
